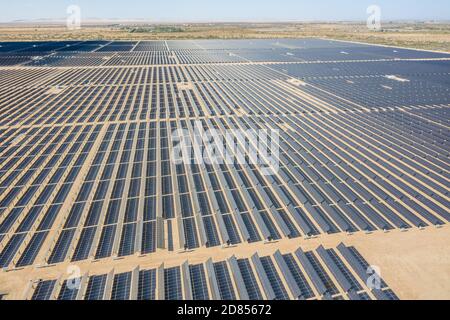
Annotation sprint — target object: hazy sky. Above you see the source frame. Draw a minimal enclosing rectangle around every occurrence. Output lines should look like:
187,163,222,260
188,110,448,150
1,0,449,22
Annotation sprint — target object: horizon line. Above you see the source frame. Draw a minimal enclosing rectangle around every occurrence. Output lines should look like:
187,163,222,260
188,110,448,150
1,18,450,25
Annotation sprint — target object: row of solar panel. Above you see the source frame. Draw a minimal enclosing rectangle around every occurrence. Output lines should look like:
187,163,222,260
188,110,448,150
0,82,428,130
193,79,349,115
250,113,449,228
28,66,187,88
25,244,398,300
1,113,447,233
3,73,447,130
270,59,450,80
1,38,448,66
187,65,450,111
0,83,205,127
0,68,60,88
0,125,103,268
1,109,447,268
0,41,102,53
18,52,178,67
12,44,450,60
1,65,448,126
0,38,446,53
0,110,445,230
407,106,449,126
3,59,447,91
303,75,450,108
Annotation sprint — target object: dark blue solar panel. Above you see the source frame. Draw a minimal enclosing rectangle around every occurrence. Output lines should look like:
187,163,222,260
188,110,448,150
260,256,289,300
111,272,132,300
0,233,27,268
237,259,263,300
164,267,183,300
72,227,96,262
141,221,156,254
222,214,241,245
183,218,199,249
203,216,221,247
48,229,76,264
84,274,107,300
282,254,315,299
118,223,136,257
213,261,236,300
95,225,117,259
31,280,56,300
138,269,156,300
189,264,210,300
16,231,48,267
57,279,80,300
304,251,339,295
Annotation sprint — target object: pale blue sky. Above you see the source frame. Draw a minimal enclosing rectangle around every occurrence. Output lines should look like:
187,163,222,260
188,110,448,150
1,0,449,22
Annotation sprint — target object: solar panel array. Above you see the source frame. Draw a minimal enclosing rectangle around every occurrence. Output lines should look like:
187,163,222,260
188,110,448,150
25,244,398,301
0,38,449,300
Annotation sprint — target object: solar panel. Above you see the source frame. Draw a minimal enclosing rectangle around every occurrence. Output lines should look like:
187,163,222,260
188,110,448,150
57,279,80,300
118,223,137,257
325,248,362,291
48,229,76,263
259,256,290,300
0,233,27,268
72,227,96,261
16,231,48,267
164,267,183,300
111,272,132,300
141,221,156,254
31,280,56,300
138,269,157,300
213,261,236,300
189,264,210,300
304,251,340,296
95,225,117,259
237,259,263,300
84,274,107,300
282,254,315,299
